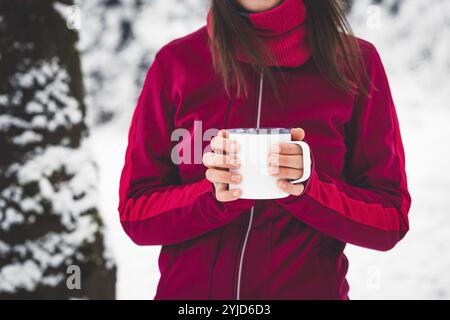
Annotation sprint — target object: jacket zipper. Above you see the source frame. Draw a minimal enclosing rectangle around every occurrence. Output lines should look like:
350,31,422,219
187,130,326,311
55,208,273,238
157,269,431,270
236,70,264,300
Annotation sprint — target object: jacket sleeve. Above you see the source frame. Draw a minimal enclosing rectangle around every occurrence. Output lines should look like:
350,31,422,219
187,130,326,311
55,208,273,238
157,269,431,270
118,51,255,246
275,44,411,251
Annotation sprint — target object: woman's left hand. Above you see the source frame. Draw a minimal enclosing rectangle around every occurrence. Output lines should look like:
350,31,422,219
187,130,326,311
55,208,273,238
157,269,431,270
267,128,308,196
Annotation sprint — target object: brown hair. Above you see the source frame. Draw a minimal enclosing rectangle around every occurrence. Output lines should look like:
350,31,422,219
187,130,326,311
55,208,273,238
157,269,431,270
208,0,369,99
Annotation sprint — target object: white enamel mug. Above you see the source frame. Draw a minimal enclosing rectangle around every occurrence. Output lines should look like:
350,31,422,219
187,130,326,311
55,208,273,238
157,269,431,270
228,128,311,200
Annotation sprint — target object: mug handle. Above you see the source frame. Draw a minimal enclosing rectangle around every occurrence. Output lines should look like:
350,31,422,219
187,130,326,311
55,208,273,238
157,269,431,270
288,141,311,184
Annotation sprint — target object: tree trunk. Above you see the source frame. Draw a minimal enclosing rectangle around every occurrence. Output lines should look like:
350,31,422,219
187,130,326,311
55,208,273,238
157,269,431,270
0,0,116,299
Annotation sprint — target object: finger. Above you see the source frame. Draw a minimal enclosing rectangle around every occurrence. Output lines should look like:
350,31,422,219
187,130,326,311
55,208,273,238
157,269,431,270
213,181,226,193
268,154,303,169
277,180,305,196
203,152,240,169
210,135,239,154
211,130,228,155
216,189,242,202
218,129,229,139
268,166,303,180
206,168,242,185
291,128,305,141
270,142,303,155
212,178,242,202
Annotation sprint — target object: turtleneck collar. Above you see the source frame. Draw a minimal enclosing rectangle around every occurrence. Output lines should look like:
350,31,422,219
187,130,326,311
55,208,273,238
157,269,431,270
207,0,311,68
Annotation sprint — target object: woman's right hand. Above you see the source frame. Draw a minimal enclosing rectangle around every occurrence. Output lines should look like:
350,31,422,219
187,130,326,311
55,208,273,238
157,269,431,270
203,129,242,202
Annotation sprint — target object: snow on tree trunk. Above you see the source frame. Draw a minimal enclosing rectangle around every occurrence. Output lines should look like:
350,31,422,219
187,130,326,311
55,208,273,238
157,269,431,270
0,0,116,299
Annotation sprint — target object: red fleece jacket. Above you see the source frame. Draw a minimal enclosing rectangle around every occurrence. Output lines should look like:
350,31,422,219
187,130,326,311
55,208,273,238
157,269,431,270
118,26,411,299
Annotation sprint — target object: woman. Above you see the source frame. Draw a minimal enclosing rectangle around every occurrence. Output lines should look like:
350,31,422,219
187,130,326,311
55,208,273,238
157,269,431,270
118,0,411,300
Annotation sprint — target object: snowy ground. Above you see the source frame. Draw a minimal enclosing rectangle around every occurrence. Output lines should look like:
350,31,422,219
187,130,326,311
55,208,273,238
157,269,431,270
88,80,450,299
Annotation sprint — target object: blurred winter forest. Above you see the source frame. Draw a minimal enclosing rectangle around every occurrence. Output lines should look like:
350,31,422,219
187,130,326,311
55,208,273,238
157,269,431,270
0,0,449,299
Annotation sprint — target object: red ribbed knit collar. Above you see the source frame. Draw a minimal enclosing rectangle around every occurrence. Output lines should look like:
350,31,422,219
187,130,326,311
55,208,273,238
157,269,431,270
207,0,311,67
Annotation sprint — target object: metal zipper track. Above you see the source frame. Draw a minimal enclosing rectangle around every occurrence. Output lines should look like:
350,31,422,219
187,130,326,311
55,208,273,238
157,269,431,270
236,70,264,300
256,70,264,128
